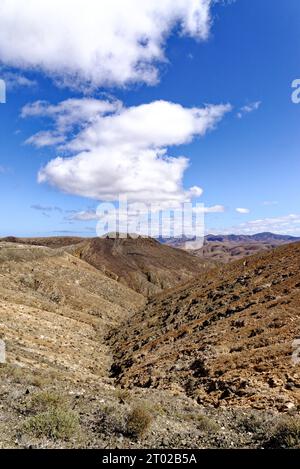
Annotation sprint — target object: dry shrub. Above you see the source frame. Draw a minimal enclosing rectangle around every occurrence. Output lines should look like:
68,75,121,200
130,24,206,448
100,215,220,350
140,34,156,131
23,408,80,441
126,405,153,439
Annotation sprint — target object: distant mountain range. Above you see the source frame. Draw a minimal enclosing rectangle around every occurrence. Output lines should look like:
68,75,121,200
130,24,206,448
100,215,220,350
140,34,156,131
161,232,300,245
205,232,300,243
161,232,300,263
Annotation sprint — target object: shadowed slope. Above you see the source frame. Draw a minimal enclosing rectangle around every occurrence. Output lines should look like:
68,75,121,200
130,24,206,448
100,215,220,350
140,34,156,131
109,242,300,410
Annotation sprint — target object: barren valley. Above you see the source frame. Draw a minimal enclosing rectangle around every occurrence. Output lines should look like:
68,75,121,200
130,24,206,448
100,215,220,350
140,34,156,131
0,236,299,449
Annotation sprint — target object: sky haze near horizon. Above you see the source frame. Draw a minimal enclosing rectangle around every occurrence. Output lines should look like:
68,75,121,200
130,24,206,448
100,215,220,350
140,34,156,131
0,0,300,237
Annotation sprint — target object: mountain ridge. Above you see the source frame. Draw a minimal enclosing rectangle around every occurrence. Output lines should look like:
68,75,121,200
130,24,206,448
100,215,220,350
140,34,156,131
0,235,211,296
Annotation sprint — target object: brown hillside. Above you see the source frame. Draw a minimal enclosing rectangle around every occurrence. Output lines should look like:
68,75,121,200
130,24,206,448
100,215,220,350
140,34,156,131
1,236,85,249
109,242,300,410
0,242,144,382
1,241,299,449
194,239,297,263
72,236,209,296
1,236,210,297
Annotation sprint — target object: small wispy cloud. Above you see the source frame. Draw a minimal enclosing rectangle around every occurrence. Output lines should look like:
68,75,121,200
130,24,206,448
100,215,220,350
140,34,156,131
262,200,279,206
1,71,37,90
68,204,226,223
31,204,62,213
219,214,300,236
237,101,261,119
52,230,82,235
67,210,98,221
25,131,66,148
236,207,250,214
194,205,225,214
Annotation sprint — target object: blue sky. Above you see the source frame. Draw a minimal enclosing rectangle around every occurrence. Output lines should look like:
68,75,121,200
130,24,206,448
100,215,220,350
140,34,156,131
0,0,300,237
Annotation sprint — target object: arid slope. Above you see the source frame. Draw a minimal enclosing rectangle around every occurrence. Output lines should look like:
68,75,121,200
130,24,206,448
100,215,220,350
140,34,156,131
0,241,299,449
0,242,144,382
109,242,300,410
72,236,208,296
1,236,209,297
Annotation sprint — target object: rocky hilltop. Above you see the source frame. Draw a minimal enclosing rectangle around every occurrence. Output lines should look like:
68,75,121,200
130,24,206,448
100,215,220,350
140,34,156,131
2,235,209,297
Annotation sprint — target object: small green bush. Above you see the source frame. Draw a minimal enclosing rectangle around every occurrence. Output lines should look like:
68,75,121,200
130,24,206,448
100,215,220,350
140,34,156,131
0,364,51,387
179,412,219,433
266,417,300,448
28,391,67,412
236,412,266,434
23,408,80,441
115,388,131,404
97,405,125,436
196,414,219,433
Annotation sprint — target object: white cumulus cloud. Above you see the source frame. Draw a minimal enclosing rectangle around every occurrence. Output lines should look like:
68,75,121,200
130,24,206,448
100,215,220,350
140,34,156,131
0,0,213,89
23,98,231,205
236,207,250,214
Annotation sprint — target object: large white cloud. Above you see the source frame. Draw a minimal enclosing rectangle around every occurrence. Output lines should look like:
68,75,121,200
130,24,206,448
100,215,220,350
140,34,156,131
23,98,231,204
0,0,213,89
